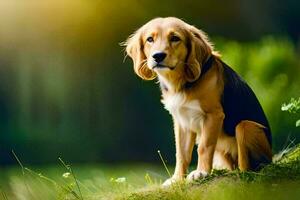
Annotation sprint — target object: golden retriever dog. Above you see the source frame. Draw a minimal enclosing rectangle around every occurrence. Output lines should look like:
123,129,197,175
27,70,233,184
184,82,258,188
124,17,272,186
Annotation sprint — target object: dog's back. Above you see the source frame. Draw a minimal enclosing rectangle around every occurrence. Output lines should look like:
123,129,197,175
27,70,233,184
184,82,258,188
221,61,272,169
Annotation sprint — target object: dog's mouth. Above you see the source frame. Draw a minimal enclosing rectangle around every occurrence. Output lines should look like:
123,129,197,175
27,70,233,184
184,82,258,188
153,64,175,70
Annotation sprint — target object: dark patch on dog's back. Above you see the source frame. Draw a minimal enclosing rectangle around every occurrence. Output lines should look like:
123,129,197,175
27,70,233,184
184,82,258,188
221,62,272,146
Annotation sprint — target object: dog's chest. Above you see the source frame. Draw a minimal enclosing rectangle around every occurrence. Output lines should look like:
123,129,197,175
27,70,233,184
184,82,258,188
162,93,205,132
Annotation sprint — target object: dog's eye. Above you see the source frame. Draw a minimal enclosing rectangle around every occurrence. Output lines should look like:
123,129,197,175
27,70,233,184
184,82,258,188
146,36,154,43
170,35,181,42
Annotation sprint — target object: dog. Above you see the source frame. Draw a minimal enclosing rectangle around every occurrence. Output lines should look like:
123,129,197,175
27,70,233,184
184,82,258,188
124,17,272,186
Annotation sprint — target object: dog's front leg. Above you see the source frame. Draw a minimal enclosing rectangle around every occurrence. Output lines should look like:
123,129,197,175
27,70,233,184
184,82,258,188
187,111,224,181
163,119,196,186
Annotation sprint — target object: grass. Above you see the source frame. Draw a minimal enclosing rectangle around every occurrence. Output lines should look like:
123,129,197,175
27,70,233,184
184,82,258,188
1,145,300,200
0,162,166,200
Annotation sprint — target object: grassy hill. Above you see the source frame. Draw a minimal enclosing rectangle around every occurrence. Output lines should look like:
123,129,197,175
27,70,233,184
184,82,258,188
121,144,300,200
1,144,300,200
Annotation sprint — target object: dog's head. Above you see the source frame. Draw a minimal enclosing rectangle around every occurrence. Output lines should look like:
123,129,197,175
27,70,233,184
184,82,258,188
124,17,214,82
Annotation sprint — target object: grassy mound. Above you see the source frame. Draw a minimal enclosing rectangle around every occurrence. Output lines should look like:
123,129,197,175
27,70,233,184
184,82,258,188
119,144,300,200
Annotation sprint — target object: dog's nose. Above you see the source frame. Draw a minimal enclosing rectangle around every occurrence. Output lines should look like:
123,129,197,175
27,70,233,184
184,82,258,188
152,52,167,63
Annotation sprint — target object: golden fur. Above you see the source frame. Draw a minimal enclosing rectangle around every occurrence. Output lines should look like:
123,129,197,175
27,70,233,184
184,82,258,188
125,17,272,186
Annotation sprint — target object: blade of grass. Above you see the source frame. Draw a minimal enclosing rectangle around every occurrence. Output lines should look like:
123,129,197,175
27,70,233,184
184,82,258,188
11,150,25,175
24,168,57,186
59,157,84,200
157,150,171,178
11,150,36,200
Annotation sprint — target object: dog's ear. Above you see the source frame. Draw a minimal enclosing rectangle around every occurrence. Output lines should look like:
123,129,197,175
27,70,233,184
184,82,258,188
185,25,213,82
125,28,156,80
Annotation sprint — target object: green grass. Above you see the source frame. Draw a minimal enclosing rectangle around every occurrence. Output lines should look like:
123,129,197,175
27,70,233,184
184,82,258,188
0,163,166,200
1,145,300,200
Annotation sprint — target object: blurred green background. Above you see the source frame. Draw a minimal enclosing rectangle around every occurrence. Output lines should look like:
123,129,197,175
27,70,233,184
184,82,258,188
0,0,299,166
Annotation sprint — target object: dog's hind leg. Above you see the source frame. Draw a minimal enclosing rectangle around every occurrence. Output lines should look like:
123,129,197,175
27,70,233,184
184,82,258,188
236,120,272,171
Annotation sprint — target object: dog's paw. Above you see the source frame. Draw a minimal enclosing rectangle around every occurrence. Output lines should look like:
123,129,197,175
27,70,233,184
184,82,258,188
186,170,208,182
162,178,176,187
162,176,181,187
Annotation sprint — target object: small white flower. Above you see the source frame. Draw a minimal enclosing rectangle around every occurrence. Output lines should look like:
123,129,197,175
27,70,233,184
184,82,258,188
62,172,71,178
